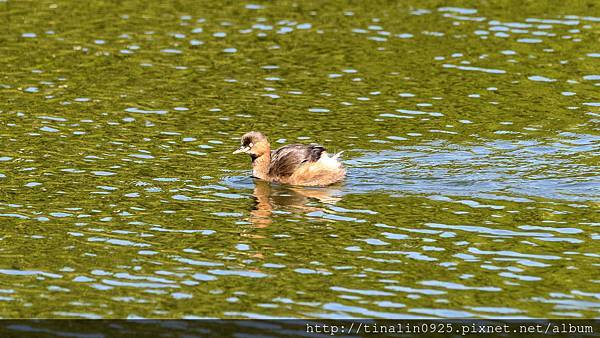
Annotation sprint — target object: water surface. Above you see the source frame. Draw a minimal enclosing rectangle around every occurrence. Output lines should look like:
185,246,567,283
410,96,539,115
0,0,599,319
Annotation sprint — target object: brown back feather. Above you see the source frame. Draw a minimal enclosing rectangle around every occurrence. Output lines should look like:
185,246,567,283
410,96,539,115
268,144,325,177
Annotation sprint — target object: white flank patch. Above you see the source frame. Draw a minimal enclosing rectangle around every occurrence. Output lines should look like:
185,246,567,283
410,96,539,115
318,152,343,169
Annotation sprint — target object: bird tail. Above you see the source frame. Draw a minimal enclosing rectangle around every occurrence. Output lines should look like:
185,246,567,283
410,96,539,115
332,151,344,160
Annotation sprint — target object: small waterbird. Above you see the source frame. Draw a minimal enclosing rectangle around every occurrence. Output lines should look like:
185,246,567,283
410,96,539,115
233,131,345,186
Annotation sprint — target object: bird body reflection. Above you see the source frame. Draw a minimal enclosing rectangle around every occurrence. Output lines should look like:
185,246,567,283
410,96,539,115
250,179,342,228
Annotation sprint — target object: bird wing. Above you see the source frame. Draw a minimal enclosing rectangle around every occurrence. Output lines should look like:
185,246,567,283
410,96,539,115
268,144,325,177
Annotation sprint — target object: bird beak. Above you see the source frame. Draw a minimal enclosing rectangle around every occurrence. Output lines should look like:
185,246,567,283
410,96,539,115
233,146,250,154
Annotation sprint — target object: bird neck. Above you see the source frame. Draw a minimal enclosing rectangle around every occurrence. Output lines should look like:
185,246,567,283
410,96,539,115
252,150,271,180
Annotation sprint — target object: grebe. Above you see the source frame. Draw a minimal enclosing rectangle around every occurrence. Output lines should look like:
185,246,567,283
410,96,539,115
233,131,345,186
